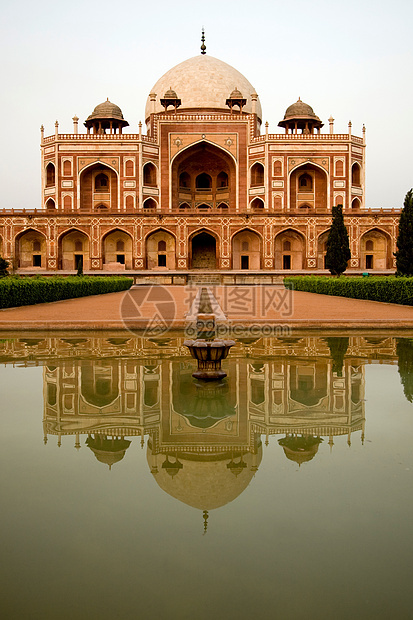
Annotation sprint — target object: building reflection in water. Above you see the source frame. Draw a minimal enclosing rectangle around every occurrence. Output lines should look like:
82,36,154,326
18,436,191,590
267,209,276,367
1,334,406,525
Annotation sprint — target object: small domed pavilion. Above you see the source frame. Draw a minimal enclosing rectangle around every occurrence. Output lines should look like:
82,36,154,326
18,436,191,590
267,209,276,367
84,99,129,135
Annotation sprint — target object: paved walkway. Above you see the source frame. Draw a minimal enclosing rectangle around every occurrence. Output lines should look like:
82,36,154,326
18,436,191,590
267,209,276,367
1,284,413,331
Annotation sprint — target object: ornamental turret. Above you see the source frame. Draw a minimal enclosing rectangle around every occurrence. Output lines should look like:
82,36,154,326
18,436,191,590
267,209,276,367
84,99,129,135
278,98,323,134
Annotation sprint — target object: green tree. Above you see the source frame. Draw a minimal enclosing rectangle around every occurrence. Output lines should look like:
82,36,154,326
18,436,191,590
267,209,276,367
0,256,9,277
325,205,351,276
326,337,349,377
396,338,413,403
76,256,83,276
395,189,413,276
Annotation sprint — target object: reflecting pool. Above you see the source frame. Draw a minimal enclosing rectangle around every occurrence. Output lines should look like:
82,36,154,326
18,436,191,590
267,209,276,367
1,333,413,619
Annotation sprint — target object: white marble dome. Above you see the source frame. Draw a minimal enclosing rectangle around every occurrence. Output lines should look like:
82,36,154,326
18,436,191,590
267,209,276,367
145,55,262,121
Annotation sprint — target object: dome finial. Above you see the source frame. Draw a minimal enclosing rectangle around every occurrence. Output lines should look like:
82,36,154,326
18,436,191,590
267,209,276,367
201,28,206,55
203,510,209,534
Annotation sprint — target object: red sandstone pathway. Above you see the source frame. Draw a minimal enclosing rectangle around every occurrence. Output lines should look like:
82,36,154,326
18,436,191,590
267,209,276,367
1,285,413,331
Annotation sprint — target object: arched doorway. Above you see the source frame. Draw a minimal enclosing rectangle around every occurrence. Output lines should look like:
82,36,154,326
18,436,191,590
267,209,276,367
79,163,118,211
361,229,391,270
275,229,305,270
250,197,264,211
143,162,157,187
290,163,328,211
58,230,90,270
146,230,176,269
190,232,217,269
15,229,47,269
289,361,328,407
172,142,236,211
352,162,361,186
102,229,133,270
80,361,119,409
232,230,261,269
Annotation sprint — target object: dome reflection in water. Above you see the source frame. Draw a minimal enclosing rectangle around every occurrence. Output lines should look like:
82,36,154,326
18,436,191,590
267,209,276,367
2,332,413,618
37,334,374,519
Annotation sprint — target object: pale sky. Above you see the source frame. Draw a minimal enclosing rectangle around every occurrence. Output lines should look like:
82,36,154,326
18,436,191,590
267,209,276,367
0,0,411,209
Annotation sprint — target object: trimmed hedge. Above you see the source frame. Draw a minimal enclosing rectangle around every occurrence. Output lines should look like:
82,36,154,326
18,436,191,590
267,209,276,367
284,276,413,306
0,276,133,309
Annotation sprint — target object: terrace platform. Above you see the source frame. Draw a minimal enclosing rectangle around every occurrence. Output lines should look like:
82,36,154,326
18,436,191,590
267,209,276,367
1,285,413,332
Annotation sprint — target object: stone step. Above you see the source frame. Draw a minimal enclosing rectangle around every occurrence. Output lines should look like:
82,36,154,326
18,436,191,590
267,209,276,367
187,274,222,285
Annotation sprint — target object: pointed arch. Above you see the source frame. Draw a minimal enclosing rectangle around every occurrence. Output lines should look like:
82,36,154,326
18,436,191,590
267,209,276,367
335,159,344,176
250,162,264,187
143,162,157,187
79,162,118,211
15,229,47,269
63,195,72,211
58,228,90,270
145,228,176,269
63,159,72,176
171,140,236,211
289,162,328,211
179,171,191,188
217,171,228,188
231,229,262,269
275,228,306,270
80,362,119,408
143,197,158,211
170,139,237,166
102,228,133,270
46,162,55,187
196,173,212,189
352,162,361,186
189,228,219,270
125,195,134,210
298,172,313,191
125,159,134,177
250,197,264,211
360,228,392,270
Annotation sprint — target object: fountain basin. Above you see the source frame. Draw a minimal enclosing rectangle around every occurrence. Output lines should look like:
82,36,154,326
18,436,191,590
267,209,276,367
183,338,236,380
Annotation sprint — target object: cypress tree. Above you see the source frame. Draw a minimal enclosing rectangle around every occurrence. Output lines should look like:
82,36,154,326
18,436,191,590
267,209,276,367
326,337,349,377
395,189,413,276
396,338,413,403
325,204,351,276
76,256,83,276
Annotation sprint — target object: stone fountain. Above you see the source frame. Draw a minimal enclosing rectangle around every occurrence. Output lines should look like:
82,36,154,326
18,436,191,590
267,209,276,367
183,337,235,380
184,287,235,380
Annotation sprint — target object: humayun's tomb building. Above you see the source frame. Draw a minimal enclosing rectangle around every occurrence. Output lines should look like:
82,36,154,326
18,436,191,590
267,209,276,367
0,37,401,281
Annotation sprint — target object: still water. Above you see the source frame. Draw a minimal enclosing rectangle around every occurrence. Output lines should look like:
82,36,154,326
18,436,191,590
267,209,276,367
1,333,413,620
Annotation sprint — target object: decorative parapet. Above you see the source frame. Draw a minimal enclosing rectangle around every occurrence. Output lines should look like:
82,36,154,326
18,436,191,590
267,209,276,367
42,134,157,144
150,111,256,142
251,133,364,145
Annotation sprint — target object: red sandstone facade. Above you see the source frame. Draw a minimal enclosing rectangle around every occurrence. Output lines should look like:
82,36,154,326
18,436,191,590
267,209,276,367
0,53,400,278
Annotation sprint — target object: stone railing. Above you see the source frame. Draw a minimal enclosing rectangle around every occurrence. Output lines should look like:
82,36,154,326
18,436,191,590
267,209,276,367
42,134,157,144
251,134,364,145
152,112,251,123
0,206,401,216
